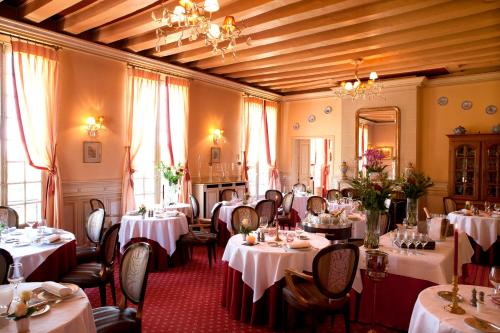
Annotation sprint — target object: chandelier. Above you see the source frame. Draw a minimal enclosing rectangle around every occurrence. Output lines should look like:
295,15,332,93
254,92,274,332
152,0,247,58
331,59,383,100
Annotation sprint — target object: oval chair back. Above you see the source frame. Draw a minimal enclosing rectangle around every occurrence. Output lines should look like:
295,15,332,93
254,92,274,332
86,208,105,245
313,243,360,299
265,190,283,209
255,199,276,225
282,192,294,215
231,206,258,234
292,183,306,192
0,206,19,228
341,188,358,199
210,202,223,234
189,195,200,220
100,223,120,268
326,189,341,202
90,199,105,211
0,248,13,284
220,189,237,201
307,196,327,216
443,197,457,215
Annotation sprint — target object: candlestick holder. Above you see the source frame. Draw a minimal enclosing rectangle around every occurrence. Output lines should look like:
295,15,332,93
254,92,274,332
444,275,465,314
274,222,282,242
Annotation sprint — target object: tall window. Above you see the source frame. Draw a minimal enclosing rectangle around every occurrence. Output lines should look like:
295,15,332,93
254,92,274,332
0,45,42,225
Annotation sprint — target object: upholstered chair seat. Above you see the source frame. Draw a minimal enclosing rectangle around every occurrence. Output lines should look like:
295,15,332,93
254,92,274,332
93,307,139,333
61,262,112,287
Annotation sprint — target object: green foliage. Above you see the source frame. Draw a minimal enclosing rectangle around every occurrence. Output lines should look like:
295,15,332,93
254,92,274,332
397,171,434,199
349,173,393,212
158,162,184,186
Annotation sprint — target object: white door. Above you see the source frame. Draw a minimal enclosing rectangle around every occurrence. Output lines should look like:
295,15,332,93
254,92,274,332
297,140,310,188
205,188,219,218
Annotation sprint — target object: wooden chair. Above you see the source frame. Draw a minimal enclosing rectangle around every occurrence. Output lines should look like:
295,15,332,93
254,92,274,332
90,198,105,211
76,208,106,264
0,248,13,284
277,192,295,229
292,183,307,192
306,196,328,216
265,189,283,210
180,203,221,267
189,195,211,230
388,199,406,231
231,206,258,234
282,243,359,332
255,199,276,225
93,242,152,333
61,223,120,306
326,189,341,201
0,206,19,228
220,188,237,201
341,188,358,199
443,197,457,215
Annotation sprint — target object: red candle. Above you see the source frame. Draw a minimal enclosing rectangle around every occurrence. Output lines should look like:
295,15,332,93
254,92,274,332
453,224,458,277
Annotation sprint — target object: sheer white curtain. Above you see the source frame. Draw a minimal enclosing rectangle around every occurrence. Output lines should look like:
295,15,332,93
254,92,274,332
10,39,61,227
121,68,160,213
263,101,280,190
358,123,369,173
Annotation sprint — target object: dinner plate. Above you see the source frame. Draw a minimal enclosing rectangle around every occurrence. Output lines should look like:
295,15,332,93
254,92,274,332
37,283,79,302
31,304,50,317
267,241,280,247
437,290,464,302
464,317,500,333
298,235,310,240
288,246,312,251
13,242,30,247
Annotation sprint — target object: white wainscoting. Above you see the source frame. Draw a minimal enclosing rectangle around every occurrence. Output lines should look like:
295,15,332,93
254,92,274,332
62,179,122,245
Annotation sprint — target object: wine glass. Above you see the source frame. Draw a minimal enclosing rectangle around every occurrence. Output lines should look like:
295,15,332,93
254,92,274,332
420,233,429,250
295,224,304,239
37,219,46,235
489,266,500,294
7,263,23,299
413,232,421,255
403,231,413,255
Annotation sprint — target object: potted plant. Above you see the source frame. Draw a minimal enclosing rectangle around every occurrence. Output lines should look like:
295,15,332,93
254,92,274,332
158,162,184,204
397,171,434,228
7,290,37,332
138,204,146,218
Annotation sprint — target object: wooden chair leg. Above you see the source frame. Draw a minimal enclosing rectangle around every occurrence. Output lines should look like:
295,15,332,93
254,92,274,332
110,276,117,306
343,304,350,333
98,285,107,307
212,244,217,261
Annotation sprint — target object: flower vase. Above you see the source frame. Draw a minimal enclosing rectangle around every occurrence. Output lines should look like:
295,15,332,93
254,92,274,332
242,233,248,242
406,198,418,228
364,210,381,249
166,185,179,204
16,318,30,333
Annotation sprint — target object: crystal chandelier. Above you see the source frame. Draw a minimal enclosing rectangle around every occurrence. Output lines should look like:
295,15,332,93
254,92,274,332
152,0,247,58
331,59,383,100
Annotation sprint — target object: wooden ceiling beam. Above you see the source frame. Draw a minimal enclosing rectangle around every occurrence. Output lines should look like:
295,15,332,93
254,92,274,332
60,0,157,35
208,10,500,75
22,0,82,23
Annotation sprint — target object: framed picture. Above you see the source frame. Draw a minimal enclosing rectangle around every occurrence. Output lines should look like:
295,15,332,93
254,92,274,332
211,147,221,163
83,141,102,163
376,146,393,160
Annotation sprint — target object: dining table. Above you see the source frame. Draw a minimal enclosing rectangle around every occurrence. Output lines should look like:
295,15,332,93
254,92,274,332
351,230,475,331
447,211,500,265
118,212,189,270
0,282,96,333
221,231,330,328
0,228,76,282
408,284,500,333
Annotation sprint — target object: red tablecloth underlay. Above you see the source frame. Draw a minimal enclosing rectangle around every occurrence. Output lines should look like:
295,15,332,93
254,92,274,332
122,238,184,271
468,235,499,266
27,240,77,282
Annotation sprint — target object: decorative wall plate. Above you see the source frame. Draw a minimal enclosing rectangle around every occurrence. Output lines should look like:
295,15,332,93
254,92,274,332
324,105,332,114
461,100,473,110
292,122,300,130
485,105,497,115
308,114,316,123
437,96,448,106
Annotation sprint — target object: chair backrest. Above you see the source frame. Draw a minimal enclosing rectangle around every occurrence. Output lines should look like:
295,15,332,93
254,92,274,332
86,208,105,244
388,199,406,231
255,199,276,223
220,189,237,201
326,189,341,201
231,206,258,234
443,197,457,215
265,190,283,209
119,242,152,312
189,195,200,220
292,183,306,192
341,188,358,199
100,223,120,267
282,192,294,215
0,248,13,284
210,202,223,234
0,206,19,228
307,196,327,215
90,198,105,211
313,243,359,299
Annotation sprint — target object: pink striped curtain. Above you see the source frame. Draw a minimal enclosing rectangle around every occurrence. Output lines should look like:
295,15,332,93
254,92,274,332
263,100,280,190
11,39,62,228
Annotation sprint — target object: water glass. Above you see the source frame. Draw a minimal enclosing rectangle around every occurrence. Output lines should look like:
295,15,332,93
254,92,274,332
490,266,500,294
286,231,295,243
403,231,413,255
259,217,268,230
7,263,23,299
420,233,429,250
295,224,304,239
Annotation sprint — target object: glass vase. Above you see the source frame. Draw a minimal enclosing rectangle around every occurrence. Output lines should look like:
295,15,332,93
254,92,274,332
165,185,179,204
406,198,418,228
16,317,30,333
364,210,381,249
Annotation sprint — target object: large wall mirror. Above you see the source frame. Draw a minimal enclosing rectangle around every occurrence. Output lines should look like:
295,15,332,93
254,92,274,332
355,107,400,179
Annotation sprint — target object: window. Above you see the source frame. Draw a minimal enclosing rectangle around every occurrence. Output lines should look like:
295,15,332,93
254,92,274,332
0,46,42,225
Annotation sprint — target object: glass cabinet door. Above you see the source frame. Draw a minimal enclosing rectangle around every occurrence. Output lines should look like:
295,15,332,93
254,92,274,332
453,144,479,198
484,143,500,201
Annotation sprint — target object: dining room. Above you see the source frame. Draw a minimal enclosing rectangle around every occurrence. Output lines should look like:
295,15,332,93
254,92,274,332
0,1,499,333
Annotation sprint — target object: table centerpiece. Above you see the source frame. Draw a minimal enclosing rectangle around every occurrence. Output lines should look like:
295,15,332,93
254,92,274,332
159,162,184,205
396,170,434,228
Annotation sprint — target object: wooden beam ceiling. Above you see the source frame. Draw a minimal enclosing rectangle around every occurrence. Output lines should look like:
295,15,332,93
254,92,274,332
1,0,498,95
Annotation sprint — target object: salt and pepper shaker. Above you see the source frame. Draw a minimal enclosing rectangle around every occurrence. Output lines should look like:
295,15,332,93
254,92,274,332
479,291,485,303
477,291,485,313
470,288,477,307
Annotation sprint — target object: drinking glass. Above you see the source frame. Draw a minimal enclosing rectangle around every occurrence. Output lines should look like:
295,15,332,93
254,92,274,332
37,219,46,235
413,232,421,254
484,201,490,213
494,203,499,213
286,231,295,243
7,263,23,299
295,224,304,239
403,231,413,255
259,217,268,230
490,266,500,294
26,220,36,229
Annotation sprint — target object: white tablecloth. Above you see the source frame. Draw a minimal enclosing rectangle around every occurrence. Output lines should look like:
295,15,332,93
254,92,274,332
222,232,330,302
292,195,310,219
447,212,500,251
0,282,96,333
0,229,75,278
352,231,474,293
119,214,188,255
409,284,500,333
218,201,257,233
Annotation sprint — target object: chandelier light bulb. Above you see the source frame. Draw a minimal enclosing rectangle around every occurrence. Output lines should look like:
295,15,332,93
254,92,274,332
353,80,360,89
208,23,221,39
204,0,220,12
345,82,353,91
369,71,378,80
223,16,236,32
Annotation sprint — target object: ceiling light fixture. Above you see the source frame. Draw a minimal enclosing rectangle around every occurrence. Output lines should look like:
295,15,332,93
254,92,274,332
152,0,249,58
331,59,383,100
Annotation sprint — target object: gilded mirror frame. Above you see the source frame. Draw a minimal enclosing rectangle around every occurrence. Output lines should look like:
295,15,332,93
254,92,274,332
355,106,401,178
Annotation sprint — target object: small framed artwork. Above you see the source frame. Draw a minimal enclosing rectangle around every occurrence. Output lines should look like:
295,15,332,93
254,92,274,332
83,141,102,163
211,147,221,163
376,146,393,160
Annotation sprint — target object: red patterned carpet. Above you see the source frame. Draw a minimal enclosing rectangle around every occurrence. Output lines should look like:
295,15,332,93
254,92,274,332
84,246,491,333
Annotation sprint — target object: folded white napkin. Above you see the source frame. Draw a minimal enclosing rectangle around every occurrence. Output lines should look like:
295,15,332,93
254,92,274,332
43,234,60,243
287,239,310,249
164,210,179,217
41,281,72,297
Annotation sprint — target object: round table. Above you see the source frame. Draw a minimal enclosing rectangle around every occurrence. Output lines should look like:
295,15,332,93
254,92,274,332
447,212,500,251
0,282,96,333
409,284,500,333
0,229,76,282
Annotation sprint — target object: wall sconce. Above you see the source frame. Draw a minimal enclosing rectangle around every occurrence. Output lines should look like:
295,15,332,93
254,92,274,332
211,128,224,145
86,116,104,137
